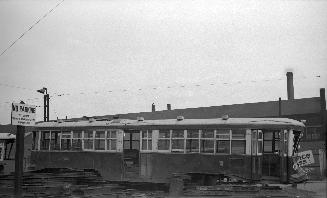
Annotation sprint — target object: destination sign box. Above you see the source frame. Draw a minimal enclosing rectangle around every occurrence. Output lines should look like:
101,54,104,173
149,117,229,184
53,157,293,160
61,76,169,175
11,103,36,126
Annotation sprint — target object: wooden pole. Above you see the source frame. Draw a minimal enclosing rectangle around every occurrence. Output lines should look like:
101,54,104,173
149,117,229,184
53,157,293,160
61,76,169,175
14,125,25,197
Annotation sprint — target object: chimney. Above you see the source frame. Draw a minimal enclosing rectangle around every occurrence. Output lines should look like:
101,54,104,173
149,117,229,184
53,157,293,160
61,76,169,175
152,103,155,112
286,72,294,100
167,104,171,110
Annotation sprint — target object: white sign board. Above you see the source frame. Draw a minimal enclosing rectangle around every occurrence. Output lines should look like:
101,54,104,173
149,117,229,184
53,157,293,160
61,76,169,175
11,103,36,126
0,142,4,161
293,150,315,170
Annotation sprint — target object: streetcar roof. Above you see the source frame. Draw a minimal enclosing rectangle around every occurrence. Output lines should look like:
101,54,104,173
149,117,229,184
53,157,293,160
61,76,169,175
35,117,305,129
0,133,16,140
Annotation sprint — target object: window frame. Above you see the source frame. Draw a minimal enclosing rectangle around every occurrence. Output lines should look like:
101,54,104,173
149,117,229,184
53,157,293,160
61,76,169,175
106,130,118,152
216,129,231,155
40,130,50,151
94,130,106,151
83,130,94,151
60,130,73,151
200,129,215,154
141,130,153,152
186,129,200,153
157,129,171,152
171,129,185,153
231,129,246,155
71,130,83,151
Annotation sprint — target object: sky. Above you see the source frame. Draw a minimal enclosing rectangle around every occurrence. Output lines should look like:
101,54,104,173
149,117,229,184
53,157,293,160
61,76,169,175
0,0,326,124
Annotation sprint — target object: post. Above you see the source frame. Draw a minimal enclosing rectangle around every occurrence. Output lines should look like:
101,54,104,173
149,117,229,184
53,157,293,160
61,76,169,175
47,94,49,122
14,125,25,197
278,97,282,117
44,94,49,122
43,94,47,122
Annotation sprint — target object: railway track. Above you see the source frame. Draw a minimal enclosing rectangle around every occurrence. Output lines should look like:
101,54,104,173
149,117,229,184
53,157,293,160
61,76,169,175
0,169,318,197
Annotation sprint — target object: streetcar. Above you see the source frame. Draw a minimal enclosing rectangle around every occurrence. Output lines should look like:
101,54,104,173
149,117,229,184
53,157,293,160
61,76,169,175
29,116,305,184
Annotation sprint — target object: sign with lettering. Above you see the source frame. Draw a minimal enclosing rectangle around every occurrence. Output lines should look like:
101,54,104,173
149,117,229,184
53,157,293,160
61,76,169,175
11,103,36,126
293,150,315,170
0,142,4,161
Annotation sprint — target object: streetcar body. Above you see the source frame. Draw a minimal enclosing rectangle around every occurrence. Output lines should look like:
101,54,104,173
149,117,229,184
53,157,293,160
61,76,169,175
30,117,305,184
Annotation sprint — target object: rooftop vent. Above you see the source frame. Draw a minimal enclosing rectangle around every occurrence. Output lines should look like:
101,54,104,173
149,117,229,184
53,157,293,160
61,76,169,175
177,116,184,121
137,117,144,121
57,119,64,123
222,115,229,120
88,117,96,122
113,115,119,119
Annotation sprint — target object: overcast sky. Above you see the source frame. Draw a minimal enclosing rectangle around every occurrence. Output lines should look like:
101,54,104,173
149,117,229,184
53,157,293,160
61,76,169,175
0,0,326,124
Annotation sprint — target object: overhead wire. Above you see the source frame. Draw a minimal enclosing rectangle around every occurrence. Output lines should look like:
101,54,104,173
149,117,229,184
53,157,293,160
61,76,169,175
47,74,322,99
0,0,66,58
0,74,323,107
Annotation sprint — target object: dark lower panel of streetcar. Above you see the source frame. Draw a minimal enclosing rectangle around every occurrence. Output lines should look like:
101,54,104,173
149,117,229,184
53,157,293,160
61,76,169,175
30,151,298,184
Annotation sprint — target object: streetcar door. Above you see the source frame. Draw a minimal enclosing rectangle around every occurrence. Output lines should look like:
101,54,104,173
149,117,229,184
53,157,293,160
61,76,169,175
123,130,140,179
262,130,281,180
251,130,263,180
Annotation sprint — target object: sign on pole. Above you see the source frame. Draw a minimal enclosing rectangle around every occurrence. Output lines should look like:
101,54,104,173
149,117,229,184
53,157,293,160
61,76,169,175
293,150,315,170
11,103,36,126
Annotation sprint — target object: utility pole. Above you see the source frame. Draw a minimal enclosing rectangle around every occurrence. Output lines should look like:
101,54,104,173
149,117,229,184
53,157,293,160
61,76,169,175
13,101,26,197
37,87,49,122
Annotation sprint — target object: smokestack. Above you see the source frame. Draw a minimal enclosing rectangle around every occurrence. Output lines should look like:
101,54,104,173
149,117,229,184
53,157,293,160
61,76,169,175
286,72,294,100
152,103,155,112
167,104,171,110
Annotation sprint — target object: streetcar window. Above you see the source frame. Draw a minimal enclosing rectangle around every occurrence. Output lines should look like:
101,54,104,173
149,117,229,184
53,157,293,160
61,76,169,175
232,129,245,139
231,141,245,154
200,129,214,153
231,129,246,154
84,130,94,150
32,131,39,150
50,131,60,150
263,130,280,153
186,129,199,153
72,131,82,151
61,131,72,150
158,130,170,151
257,130,263,154
274,131,280,153
216,140,230,154
40,131,50,150
216,129,230,154
172,129,185,153
263,131,273,152
95,131,105,150
141,130,152,151
107,130,117,151
201,130,214,138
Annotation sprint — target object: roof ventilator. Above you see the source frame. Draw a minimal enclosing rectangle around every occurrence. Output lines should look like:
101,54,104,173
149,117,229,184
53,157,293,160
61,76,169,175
137,117,144,121
57,119,64,123
88,117,96,122
222,115,229,120
177,116,184,121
